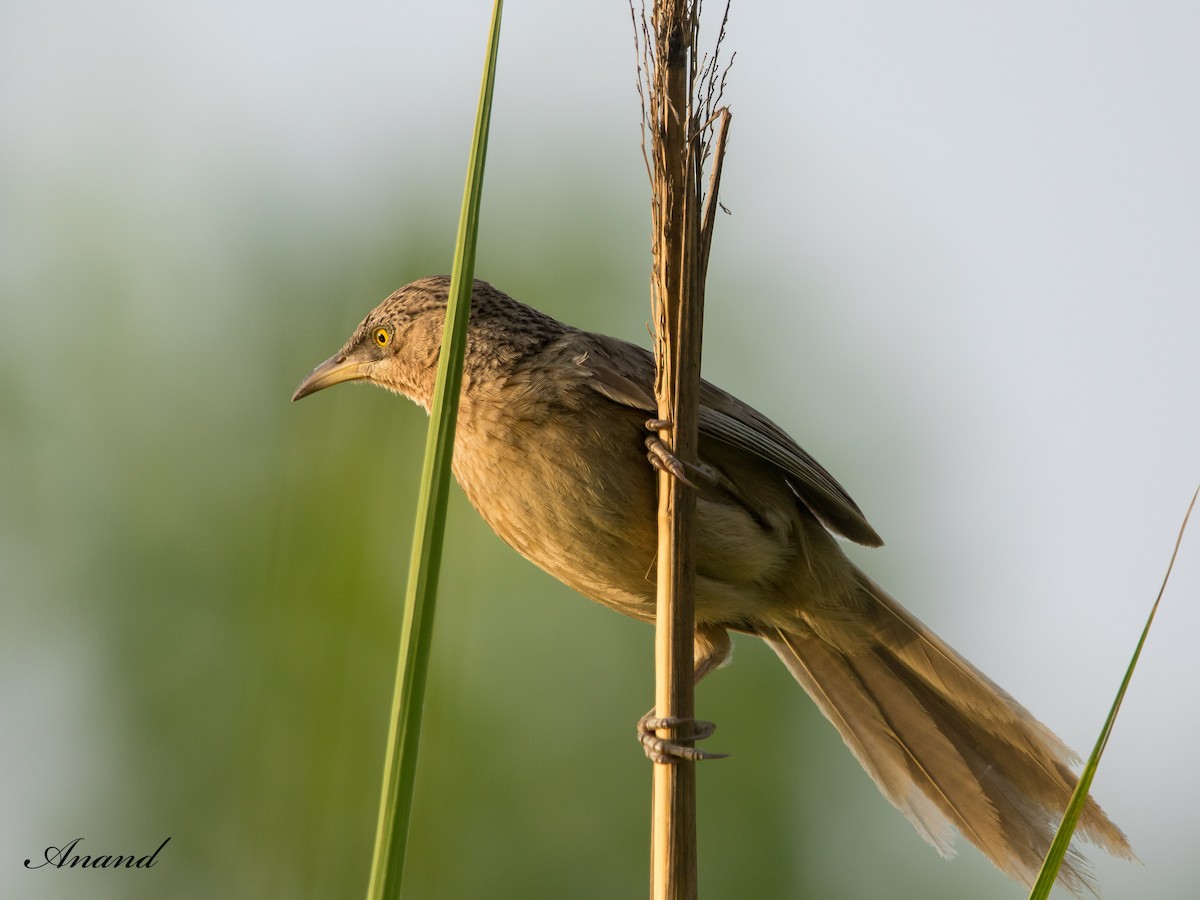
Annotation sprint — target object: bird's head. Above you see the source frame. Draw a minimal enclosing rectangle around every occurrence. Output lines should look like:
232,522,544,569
291,276,452,407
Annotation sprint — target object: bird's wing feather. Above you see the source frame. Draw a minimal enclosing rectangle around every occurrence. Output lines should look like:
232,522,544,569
574,332,883,547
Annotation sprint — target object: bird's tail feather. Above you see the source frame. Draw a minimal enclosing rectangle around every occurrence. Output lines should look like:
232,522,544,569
764,572,1133,896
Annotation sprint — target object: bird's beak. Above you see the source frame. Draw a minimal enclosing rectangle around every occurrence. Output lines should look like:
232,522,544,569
291,352,370,401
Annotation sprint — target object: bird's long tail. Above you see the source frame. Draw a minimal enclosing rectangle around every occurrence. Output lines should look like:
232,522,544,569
763,570,1134,896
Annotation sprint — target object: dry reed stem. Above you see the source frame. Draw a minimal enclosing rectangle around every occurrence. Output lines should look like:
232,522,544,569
633,2,732,897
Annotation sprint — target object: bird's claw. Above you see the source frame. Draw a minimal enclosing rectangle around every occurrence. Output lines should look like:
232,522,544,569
645,436,697,487
644,433,726,491
644,420,701,487
638,712,728,764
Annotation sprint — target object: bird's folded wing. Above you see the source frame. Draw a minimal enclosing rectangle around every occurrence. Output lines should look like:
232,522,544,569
576,333,884,547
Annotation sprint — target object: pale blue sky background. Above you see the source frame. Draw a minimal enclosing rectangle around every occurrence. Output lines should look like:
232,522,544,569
3,2,1198,898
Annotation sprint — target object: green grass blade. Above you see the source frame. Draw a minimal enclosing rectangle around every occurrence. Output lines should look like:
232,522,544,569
365,3,504,898
1028,485,1198,899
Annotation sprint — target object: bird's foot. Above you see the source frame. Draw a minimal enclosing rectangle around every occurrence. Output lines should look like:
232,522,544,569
644,420,722,489
638,711,728,763
644,418,689,485
645,436,696,487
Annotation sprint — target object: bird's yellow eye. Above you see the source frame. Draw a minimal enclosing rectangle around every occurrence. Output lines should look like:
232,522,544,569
374,327,390,348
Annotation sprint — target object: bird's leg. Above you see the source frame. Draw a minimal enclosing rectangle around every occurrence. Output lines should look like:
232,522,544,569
637,626,732,763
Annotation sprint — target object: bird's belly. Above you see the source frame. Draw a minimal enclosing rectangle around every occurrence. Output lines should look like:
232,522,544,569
452,411,796,629
453,413,662,620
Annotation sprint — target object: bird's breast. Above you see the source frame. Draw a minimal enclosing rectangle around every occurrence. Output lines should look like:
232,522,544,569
451,393,662,619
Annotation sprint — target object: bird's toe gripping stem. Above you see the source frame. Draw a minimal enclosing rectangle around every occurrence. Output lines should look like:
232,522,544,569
644,419,720,488
638,711,728,764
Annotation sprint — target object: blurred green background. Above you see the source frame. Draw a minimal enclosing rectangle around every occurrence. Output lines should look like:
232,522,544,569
3,2,1198,898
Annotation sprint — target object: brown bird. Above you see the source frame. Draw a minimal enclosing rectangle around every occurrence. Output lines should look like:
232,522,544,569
293,275,1132,894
